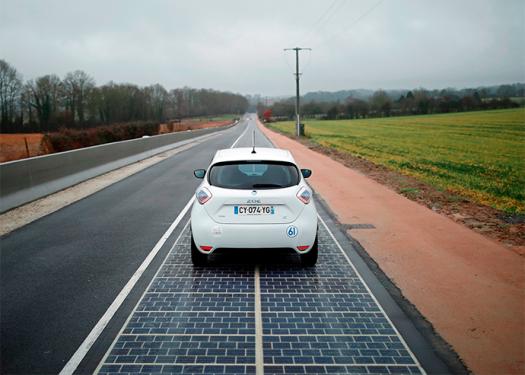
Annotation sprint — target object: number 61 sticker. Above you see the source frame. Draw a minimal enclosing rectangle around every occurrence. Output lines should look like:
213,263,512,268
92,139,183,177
286,225,298,238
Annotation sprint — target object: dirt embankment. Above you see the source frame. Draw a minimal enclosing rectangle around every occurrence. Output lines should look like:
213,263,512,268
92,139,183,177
0,119,233,163
0,134,53,162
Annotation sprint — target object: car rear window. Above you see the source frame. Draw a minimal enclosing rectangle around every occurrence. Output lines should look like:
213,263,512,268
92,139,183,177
209,161,300,189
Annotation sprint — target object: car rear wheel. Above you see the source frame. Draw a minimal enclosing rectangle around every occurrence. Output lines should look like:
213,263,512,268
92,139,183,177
301,234,318,266
191,232,208,266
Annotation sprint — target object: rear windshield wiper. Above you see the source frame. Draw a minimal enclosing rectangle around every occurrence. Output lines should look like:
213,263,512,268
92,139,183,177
252,183,284,188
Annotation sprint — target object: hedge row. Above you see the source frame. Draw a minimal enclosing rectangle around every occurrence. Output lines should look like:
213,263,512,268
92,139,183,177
47,122,160,152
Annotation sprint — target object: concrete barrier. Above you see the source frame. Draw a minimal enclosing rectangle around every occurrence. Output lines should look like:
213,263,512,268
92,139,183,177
0,123,236,213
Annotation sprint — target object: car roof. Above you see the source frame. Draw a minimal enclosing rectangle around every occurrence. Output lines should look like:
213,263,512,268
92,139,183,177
211,148,296,164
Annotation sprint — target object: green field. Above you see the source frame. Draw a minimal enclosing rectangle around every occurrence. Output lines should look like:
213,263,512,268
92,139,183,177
269,108,525,213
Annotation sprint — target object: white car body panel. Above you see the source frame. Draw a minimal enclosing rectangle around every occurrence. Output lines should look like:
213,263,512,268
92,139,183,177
204,185,305,224
190,147,318,254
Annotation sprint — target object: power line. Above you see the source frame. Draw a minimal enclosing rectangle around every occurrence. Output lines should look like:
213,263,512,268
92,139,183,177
313,0,385,49
282,51,295,73
308,0,341,31
284,47,311,137
301,49,313,74
295,0,343,45
284,48,313,75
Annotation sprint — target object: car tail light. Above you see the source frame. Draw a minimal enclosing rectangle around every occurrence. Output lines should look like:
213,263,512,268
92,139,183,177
196,187,212,204
297,245,310,251
297,187,311,204
200,245,213,251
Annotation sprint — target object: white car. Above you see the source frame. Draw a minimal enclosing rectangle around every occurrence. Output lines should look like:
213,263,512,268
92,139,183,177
190,147,318,266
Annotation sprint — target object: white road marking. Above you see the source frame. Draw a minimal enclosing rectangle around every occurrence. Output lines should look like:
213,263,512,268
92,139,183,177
317,214,427,375
245,117,264,373
93,220,191,374
254,266,264,375
58,199,194,375
230,118,251,147
60,118,250,375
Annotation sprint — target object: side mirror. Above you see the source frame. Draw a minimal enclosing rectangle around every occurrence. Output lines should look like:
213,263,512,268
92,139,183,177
193,169,206,179
301,169,312,178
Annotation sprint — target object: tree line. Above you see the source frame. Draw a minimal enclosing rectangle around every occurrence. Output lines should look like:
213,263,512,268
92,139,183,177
258,85,524,121
0,60,249,133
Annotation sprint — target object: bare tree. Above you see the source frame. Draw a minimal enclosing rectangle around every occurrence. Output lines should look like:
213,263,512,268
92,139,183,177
3,61,249,131
25,74,63,130
63,70,95,125
0,59,23,128
147,84,169,121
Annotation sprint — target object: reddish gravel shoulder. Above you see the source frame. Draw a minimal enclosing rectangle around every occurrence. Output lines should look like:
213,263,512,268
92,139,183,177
259,120,525,375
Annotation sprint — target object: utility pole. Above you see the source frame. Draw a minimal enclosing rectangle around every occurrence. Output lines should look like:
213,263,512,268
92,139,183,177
284,47,311,136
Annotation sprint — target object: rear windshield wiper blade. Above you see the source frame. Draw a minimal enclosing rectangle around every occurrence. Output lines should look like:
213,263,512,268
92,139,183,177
252,183,284,188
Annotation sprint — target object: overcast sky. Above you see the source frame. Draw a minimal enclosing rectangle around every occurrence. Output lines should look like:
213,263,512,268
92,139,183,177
1,0,524,96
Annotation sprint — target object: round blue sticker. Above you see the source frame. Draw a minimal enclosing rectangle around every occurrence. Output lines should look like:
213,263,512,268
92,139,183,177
286,225,298,238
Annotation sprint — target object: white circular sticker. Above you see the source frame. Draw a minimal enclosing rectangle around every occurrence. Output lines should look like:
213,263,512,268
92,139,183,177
286,225,298,238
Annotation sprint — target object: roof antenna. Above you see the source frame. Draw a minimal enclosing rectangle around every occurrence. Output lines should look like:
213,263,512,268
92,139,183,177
251,130,256,154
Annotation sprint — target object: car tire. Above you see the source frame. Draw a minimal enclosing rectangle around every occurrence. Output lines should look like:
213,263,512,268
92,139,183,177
301,234,318,266
191,231,208,266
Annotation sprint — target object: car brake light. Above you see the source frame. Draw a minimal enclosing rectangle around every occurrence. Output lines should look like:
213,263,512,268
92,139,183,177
196,187,212,204
297,187,311,204
200,245,213,251
297,245,309,251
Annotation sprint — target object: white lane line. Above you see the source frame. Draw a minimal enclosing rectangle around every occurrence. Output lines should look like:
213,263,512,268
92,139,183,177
58,200,194,375
93,220,191,374
60,120,250,374
318,214,427,375
253,115,267,375
231,119,251,148
61,120,250,374
254,266,264,375
256,117,276,148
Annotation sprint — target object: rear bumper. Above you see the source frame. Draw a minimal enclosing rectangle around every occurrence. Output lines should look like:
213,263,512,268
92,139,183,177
190,201,317,254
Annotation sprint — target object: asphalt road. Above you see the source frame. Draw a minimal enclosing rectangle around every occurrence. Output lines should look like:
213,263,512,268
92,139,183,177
1,115,451,375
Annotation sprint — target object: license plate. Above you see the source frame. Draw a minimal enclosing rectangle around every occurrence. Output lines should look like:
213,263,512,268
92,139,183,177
234,205,275,215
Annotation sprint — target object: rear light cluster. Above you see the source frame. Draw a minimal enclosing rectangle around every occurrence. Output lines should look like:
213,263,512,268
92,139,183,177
297,187,311,204
196,187,212,204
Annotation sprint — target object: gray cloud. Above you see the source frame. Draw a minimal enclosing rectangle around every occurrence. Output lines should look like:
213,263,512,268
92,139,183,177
1,0,524,96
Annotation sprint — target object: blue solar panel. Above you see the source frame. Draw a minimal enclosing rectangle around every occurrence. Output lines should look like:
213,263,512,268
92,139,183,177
97,224,423,375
